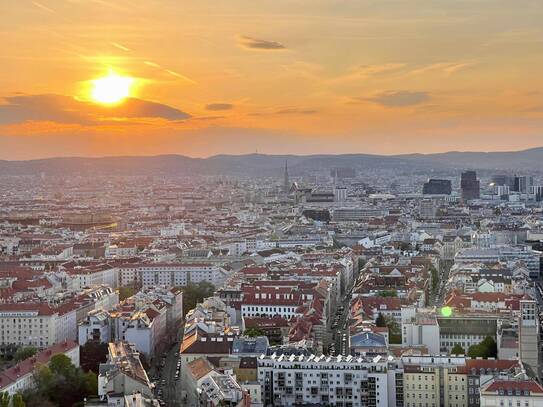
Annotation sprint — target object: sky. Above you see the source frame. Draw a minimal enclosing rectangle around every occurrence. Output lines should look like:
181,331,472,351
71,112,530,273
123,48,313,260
1,0,543,160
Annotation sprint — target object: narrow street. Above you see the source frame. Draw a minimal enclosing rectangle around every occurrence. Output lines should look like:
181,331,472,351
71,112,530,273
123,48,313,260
154,343,181,407
332,287,353,356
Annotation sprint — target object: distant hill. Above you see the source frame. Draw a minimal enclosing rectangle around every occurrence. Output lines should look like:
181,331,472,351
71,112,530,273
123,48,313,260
0,147,542,176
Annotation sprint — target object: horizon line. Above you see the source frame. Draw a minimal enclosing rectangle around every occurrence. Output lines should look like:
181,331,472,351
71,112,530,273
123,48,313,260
1,145,542,162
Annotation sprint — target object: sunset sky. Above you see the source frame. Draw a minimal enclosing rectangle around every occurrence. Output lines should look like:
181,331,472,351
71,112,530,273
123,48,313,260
1,0,543,159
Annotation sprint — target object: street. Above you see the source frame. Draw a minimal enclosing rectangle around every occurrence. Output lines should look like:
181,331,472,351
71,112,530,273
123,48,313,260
153,343,182,407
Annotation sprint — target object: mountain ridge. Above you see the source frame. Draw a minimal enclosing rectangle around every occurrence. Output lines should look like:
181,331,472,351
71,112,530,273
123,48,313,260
1,147,542,175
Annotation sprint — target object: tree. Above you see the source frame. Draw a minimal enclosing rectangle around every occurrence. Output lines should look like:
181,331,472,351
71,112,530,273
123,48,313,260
80,341,108,373
26,357,98,407
244,327,265,337
467,344,483,358
467,336,497,359
375,313,386,327
0,392,10,407
480,336,498,358
118,286,136,301
11,394,25,407
378,290,397,297
83,371,98,395
0,392,25,407
181,282,215,315
14,347,37,362
451,344,465,355
49,354,74,377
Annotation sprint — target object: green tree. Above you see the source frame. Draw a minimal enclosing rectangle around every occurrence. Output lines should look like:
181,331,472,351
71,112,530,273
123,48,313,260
451,344,465,355
49,354,74,377
480,336,498,358
0,392,10,407
244,327,265,337
11,394,25,407
0,392,25,407
14,347,37,362
181,282,215,315
467,336,497,359
384,316,401,344
378,290,397,297
118,286,136,301
467,344,483,358
83,371,98,395
80,341,108,373
375,313,386,327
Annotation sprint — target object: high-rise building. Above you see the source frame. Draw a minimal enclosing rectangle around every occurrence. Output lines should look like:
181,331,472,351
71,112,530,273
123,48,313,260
518,299,541,380
461,171,480,200
491,174,512,187
512,175,534,194
423,179,452,195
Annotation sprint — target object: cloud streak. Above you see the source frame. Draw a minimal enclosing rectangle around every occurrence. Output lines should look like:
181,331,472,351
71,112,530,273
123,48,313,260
361,91,430,107
206,103,234,111
0,94,191,125
239,36,286,50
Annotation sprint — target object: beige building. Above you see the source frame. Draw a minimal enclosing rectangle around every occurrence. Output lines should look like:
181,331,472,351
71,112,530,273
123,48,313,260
402,355,468,407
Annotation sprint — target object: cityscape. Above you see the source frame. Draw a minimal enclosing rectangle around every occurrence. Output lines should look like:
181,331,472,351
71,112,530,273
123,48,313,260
1,158,543,406
2,1,543,407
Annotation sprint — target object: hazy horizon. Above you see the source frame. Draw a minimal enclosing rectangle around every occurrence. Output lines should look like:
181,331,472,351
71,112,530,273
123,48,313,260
1,144,543,162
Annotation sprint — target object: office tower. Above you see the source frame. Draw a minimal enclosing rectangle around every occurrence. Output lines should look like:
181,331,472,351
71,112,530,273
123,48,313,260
529,185,543,202
491,174,511,187
422,179,452,195
513,175,527,193
495,185,510,198
283,160,289,192
461,170,480,200
519,299,541,380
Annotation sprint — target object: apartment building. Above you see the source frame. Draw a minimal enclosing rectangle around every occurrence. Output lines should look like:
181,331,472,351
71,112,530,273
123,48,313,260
257,353,403,407
119,263,228,288
402,355,468,407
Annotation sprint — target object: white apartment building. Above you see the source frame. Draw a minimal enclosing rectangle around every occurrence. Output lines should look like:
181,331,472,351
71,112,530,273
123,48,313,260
64,264,119,290
241,303,301,319
136,263,230,288
257,353,403,407
0,303,77,348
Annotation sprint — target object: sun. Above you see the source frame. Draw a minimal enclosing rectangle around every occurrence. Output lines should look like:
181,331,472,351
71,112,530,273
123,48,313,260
90,73,134,104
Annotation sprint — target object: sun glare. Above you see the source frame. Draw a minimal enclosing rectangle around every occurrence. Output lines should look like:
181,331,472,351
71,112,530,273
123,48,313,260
90,73,134,104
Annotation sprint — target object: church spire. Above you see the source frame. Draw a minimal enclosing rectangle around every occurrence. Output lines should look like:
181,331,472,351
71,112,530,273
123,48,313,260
283,160,289,192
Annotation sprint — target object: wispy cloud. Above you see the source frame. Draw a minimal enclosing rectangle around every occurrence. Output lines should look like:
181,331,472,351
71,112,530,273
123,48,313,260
409,62,475,76
31,1,55,13
276,107,318,115
249,107,318,116
143,61,195,83
239,36,286,50
360,91,430,107
205,103,234,111
111,42,131,52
